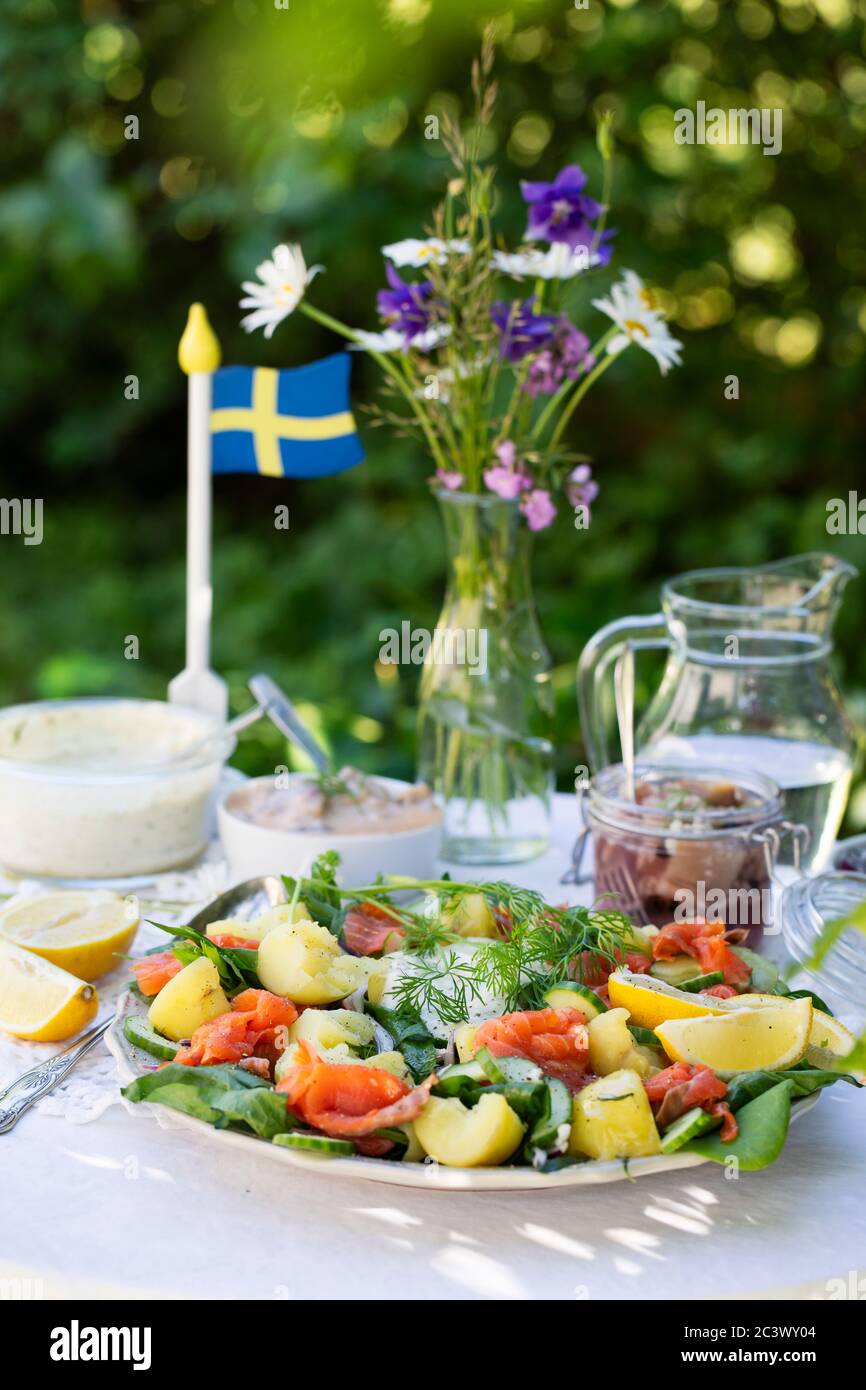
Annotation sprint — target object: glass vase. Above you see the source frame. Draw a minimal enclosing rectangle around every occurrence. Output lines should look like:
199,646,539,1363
417,489,554,864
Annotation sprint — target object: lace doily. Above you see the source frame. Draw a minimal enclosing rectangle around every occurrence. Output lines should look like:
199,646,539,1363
0,845,232,1125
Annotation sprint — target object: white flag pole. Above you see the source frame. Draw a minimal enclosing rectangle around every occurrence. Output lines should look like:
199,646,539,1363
168,303,229,723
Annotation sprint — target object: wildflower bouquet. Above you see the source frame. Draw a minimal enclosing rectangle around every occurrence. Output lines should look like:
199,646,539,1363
240,31,682,864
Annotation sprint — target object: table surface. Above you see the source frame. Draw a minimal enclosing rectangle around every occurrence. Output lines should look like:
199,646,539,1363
2,796,865,1302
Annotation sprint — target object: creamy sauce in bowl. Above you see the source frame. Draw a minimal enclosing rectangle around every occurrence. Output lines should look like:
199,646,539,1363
0,699,233,880
226,768,442,837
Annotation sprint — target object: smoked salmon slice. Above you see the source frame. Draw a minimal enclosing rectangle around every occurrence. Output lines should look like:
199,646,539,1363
173,989,298,1071
645,1061,738,1141
131,950,184,997
277,1041,436,1137
652,919,751,986
474,1007,591,1091
343,904,405,956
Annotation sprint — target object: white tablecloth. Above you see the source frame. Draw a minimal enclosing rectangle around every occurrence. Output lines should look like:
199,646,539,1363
2,796,864,1301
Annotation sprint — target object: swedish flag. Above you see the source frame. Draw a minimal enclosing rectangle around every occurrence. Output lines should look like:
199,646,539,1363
210,353,365,479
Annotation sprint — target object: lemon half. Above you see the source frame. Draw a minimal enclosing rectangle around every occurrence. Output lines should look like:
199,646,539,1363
655,997,812,1077
0,891,139,981
0,939,98,1042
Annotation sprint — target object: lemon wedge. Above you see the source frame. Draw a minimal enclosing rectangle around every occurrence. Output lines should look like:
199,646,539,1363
713,992,864,1078
655,996,812,1076
0,940,98,1041
607,968,728,1030
803,1009,865,1079
0,891,139,981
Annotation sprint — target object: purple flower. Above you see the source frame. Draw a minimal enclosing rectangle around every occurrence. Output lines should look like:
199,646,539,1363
435,468,464,491
483,441,533,499
565,463,599,519
521,488,557,531
490,297,560,363
376,264,434,345
524,322,594,398
521,165,613,263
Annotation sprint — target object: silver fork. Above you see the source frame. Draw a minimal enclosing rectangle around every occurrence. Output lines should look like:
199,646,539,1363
597,863,652,927
0,873,288,1134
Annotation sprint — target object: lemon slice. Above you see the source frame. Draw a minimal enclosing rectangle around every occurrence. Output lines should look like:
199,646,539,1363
803,1009,865,1079
0,891,139,981
0,940,98,1041
607,968,729,1030
655,997,812,1077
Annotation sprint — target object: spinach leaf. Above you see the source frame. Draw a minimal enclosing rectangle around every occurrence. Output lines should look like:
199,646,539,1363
786,987,834,1015
123,1063,273,1129
150,920,261,994
210,1087,296,1140
685,1081,793,1170
284,851,346,936
432,1072,482,1105
485,1080,548,1125
365,1001,442,1081
725,1066,859,1111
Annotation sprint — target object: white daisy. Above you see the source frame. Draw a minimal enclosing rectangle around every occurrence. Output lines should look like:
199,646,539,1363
592,269,683,375
239,244,324,338
349,323,452,353
382,237,470,268
491,243,600,281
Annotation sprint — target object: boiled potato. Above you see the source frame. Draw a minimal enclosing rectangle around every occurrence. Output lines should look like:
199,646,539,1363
205,901,308,944
289,1008,375,1053
257,919,363,1005
365,957,393,1006
364,1050,411,1081
454,1023,478,1062
413,1092,525,1167
399,1122,425,1162
588,1008,660,1079
568,1068,661,1161
441,892,499,940
148,957,230,1041
273,1039,408,1085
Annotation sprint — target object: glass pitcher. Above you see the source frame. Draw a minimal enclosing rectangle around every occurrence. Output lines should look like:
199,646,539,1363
577,553,858,870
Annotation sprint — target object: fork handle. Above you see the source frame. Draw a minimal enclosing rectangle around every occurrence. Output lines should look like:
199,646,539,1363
0,1017,113,1134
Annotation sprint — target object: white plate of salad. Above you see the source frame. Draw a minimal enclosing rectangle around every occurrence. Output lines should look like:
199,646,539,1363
110,854,860,1191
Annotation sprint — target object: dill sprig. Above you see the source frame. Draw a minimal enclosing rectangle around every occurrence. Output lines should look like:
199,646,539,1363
298,869,642,1025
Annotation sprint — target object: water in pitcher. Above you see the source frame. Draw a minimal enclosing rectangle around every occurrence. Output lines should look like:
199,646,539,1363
648,732,852,871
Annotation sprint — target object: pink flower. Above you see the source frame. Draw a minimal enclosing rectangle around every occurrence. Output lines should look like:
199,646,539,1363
483,440,533,499
521,488,557,531
565,463,599,513
435,468,464,491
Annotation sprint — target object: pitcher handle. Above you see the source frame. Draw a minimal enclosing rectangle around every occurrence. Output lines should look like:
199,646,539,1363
577,613,670,770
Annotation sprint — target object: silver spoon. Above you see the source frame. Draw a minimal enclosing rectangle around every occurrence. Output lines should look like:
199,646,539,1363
0,875,288,1135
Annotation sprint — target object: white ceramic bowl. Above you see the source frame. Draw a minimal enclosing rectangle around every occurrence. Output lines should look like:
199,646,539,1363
217,774,443,887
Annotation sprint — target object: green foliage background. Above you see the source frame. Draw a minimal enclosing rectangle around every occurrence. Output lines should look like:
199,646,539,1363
1,0,865,823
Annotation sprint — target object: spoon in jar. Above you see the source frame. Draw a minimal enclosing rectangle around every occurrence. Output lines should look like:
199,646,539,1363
614,643,636,803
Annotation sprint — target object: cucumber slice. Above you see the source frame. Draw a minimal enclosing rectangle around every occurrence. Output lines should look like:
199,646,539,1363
543,981,607,1019
680,971,724,993
628,1023,662,1049
496,1056,545,1084
528,1077,572,1152
273,1132,355,1156
650,955,703,986
659,1105,720,1154
475,1046,507,1084
123,1015,179,1061
433,1060,487,1099
437,1058,487,1084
